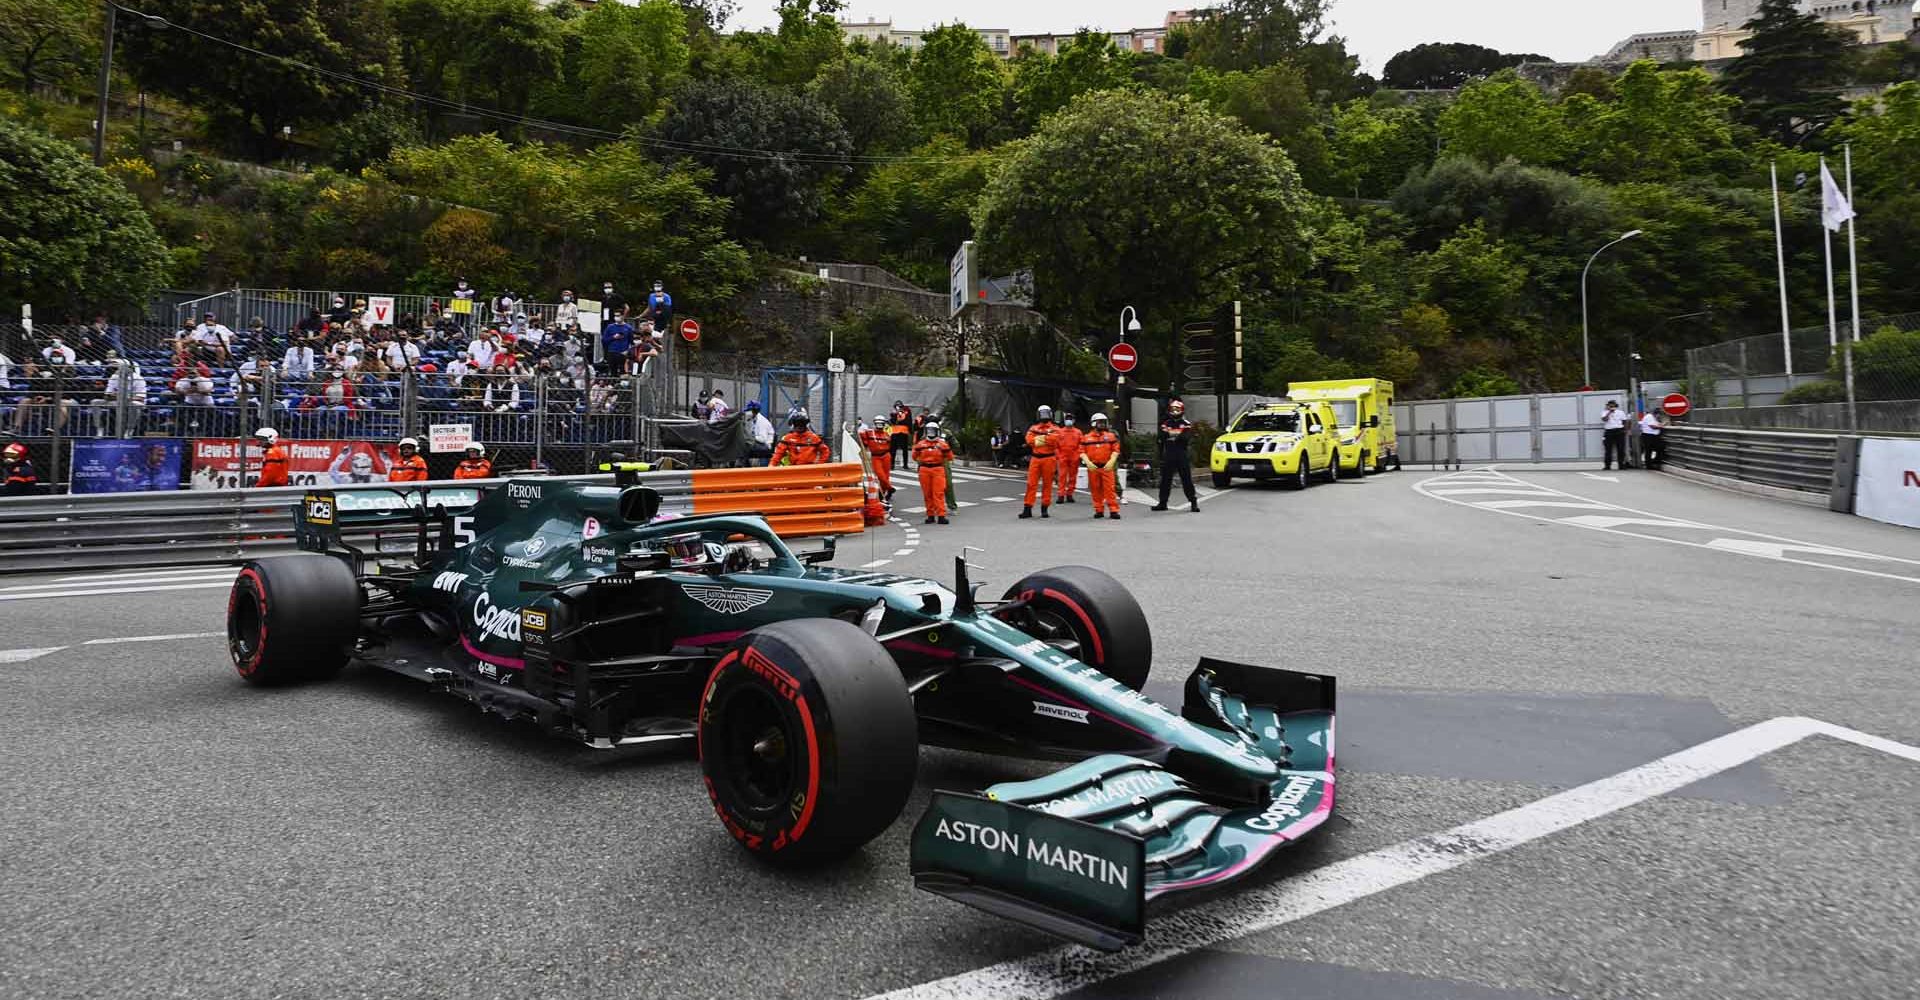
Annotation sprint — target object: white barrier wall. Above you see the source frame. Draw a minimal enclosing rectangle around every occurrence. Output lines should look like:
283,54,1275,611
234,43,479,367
1854,438,1920,529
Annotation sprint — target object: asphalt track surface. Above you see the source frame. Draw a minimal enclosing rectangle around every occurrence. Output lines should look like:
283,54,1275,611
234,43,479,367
4,463,1918,1000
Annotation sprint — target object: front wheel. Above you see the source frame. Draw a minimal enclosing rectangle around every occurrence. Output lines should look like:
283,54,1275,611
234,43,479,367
1211,470,1231,490
700,619,917,865
227,555,360,685
999,565,1152,691
1291,455,1311,490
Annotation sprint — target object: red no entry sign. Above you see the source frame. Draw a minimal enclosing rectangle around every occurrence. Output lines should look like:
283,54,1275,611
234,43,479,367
679,318,701,343
1108,342,1139,374
1662,393,1691,418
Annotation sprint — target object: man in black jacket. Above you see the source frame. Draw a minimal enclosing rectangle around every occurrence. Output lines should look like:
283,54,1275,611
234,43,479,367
1152,399,1200,512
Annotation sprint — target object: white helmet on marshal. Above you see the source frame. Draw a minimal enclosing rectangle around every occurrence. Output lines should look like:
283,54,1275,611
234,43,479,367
399,437,420,450
923,419,941,434
1037,405,1053,420
465,442,484,455
253,427,278,442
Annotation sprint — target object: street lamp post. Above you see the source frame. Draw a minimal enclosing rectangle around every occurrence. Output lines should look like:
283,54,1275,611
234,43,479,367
1116,306,1142,441
92,4,169,166
1581,229,1643,390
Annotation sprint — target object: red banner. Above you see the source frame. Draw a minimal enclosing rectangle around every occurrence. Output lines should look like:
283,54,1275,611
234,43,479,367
190,439,402,490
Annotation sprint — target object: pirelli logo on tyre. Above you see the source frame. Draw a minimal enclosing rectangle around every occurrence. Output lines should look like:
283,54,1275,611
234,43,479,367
520,609,549,632
303,495,335,525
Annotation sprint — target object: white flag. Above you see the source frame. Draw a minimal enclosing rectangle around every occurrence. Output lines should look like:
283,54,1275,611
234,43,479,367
1820,161,1855,232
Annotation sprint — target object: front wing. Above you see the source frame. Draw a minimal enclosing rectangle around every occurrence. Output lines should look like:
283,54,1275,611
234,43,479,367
910,659,1335,951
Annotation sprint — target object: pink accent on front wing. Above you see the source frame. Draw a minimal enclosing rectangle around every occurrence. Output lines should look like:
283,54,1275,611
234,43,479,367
1146,778,1336,898
461,635,526,670
674,630,747,648
1004,673,1152,738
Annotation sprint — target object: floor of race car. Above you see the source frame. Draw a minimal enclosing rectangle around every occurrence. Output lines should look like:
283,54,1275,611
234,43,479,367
3,465,1918,1000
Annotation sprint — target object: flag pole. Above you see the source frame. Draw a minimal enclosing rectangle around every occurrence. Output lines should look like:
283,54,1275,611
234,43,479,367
1771,161,1792,377
1845,143,1861,342
1821,156,1837,349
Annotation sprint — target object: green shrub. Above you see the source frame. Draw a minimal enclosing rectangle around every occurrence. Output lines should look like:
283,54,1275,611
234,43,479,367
1849,325,1920,401
1778,380,1848,404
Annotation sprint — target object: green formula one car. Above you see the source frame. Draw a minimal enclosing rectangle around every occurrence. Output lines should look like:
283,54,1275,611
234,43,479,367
227,473,1335,951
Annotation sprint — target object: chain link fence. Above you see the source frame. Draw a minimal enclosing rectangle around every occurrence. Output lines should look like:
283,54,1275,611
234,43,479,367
1682,313,1920,434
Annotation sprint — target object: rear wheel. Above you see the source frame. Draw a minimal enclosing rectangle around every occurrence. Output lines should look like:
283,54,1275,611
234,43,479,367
999,565,1152,691
227,555,359,685
700,619,916,865
1211,471,1231,490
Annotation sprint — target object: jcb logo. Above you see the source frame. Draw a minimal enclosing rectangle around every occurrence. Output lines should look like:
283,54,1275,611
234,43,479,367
520,609,548,631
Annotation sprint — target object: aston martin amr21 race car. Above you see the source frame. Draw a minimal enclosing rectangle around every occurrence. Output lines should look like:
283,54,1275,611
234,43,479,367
226,470,1336,951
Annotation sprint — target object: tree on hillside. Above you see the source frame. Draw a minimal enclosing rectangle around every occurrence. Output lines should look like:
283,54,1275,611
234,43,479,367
1559,62,1752,184
0,0,93,93
1435,71,1567,167
656,78,851,242
736,0,845,89
909,24,1005,146
1381,42,1548,90
1718,0,1854,146
461,0,563,126
1011,30,1131,132
834,135,991,287
120,0,399,155
571,0,689,125
1188,62,1329,187
976,89,1312,335
807,53,915,157
1325,97,1437,198
0,118,171,313
1186,0,1330,72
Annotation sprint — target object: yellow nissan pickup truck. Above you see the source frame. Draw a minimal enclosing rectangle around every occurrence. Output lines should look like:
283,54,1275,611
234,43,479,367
1209,400,1343,490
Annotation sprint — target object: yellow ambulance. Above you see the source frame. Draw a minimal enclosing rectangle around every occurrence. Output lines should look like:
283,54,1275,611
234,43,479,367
1286,378,1399,475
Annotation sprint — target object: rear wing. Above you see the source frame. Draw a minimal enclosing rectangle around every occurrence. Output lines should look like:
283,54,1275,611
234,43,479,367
295,486,484,567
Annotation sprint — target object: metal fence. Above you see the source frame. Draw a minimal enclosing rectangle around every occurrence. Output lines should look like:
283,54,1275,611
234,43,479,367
1392,389,1628,467
1683,312,1920,410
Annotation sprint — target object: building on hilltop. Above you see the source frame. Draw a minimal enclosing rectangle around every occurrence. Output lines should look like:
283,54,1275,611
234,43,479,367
843,9,1206,58
1596,0,1916,63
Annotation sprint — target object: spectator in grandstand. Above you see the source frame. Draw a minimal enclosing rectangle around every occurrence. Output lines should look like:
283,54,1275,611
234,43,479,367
240,316,279,359
469,327,502,369
384,329,420,370
643,280,673,331
78,315,125,360
0,348,13,384
321,295,347,325
490,290,517,325
454,442,492,479
94,362,147,437
453,277,477,312
187,313,232,364
694,389,712,421
600,281,627,325
354,355,395,406
282,336,319,382
632,323,661,374
555,289,579,332
10,363,71,434
601,314,634,375
2,442,37,495
296,307,326,340
520,316,548,356
707,388,732,423
231,354,263,401
169,350,215,406
300,370,355,411
447,351,472,381
41,336,77,367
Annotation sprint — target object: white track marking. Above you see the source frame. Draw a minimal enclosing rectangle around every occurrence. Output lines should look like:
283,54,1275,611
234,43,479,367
51,568,238,584
1474,500,1615,512
865,716,1920,1000
1580,473,1620,482
2,570,234,593
0,647,66,663
1425,487,1562,497
83,632,224,645
893,549,914,557
0,581,237,602
859,560,892,569
983,497,1016,503
1416,469,1920,584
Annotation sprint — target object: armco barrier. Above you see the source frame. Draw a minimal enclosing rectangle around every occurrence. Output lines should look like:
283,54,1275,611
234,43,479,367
0,464,868,575
1661,425,1841,497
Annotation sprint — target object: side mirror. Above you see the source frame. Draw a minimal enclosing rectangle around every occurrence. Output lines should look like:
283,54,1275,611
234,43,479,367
619,486,662,524
1368,415,1380,428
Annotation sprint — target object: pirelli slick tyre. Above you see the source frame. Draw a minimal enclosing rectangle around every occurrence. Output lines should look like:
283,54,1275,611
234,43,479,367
227,555,359,685
700,619,917,865
999,565,1152,692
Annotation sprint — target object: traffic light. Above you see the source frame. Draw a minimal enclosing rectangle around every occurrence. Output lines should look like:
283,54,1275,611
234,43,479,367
1214,300,1243,392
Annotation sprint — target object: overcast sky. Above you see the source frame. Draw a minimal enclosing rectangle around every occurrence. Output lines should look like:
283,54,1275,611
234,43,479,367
731,1,1701,72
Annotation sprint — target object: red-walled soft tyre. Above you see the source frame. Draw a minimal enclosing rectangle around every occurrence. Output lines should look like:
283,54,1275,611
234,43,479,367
699,619,917,865
227,555,360,685
999,565,1153,691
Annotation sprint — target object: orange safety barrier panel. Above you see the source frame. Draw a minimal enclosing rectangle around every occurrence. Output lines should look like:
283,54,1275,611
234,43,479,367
688,463,862,493
691,487,866,516
765,512,868,538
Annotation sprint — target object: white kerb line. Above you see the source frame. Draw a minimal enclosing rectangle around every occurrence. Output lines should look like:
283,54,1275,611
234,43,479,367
865,716,1914,1000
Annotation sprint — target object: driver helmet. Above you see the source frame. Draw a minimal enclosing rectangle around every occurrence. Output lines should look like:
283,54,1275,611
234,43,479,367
1037,404,1054,420
254,427,278,443
465,442,484,456
2,442,26,462
1168,399,1186,415
398,437,420,453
